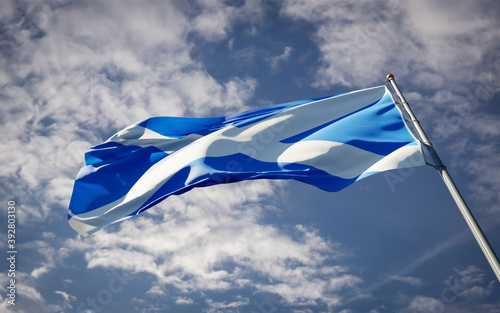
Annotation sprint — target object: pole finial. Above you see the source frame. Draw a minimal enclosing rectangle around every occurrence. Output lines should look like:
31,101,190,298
386,74,394,82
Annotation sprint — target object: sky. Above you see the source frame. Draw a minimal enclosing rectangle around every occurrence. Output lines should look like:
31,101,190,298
1,0,500,312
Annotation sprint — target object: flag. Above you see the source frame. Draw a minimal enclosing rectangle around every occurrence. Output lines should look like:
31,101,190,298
68,85,425,236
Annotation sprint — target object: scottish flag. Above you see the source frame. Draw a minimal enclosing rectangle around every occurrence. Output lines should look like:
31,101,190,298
68,86,424,236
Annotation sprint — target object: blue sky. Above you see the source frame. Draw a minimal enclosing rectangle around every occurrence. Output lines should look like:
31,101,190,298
1,0,500,312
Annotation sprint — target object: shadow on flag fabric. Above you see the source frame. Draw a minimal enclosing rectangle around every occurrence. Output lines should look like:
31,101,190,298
68,86,425,236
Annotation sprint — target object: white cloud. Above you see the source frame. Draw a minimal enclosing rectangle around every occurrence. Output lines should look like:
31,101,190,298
445,265,495,299
0,272,65,313
189,0,265,41
406,1,489,37
18,282,42,301
67,181,361,308
54,290,75,302
268,46,293,70
31,266,50,279
282,0,410,87
146,285,167,296
41,232,56,239
22,240,70,279
401,295,444,313
386,275,423,287
175,297,194,305
282,0,500,91
405,0,493,75
205,298,249,312
396,266,497,313
54,290,76,311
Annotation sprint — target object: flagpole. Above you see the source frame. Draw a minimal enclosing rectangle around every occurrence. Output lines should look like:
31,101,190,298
386,74,500,283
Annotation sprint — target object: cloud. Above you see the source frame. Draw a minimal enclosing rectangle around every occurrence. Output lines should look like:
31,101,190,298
54,290,76,302
67,181,361,308
54,290,76,311
146,285,167,296
405,0,496,77
401,295,444,313
0,272,65,313
205,298,249,313
268,46,293,70
444,265,495,299
21,240,70,279
386,275,423,288
282,0,410,87
175,297,194,305
189,0,265,41
359,229,472,298
282,0,500,90
398,266,496,313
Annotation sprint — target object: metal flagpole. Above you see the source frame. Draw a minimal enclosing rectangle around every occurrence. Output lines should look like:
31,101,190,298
386,74,500,283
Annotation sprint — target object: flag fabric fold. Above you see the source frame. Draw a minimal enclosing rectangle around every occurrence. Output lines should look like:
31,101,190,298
68,85,424,236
